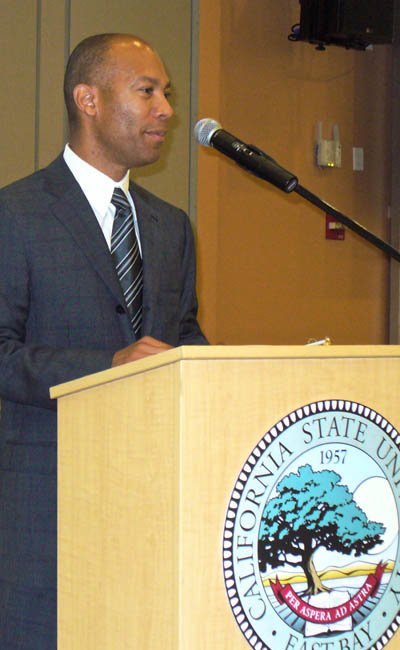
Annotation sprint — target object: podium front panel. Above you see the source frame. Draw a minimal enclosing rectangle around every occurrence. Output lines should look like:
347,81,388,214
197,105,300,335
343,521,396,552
54,346,400,650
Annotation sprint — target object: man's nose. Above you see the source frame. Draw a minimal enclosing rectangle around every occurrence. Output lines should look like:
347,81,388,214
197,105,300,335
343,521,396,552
156,92,174,119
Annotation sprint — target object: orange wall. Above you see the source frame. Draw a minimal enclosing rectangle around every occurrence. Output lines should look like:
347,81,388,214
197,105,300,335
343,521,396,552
197,0,392,345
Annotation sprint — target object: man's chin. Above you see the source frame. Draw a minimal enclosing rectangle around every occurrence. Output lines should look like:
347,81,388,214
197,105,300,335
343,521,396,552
130,150,163,169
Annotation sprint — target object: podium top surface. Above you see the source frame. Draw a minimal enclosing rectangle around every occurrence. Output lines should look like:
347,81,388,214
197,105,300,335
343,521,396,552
50,344,400,400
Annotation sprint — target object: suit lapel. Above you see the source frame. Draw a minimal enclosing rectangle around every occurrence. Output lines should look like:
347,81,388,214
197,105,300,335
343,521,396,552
44,155,125,307
41,156,165,339
130,181,162,335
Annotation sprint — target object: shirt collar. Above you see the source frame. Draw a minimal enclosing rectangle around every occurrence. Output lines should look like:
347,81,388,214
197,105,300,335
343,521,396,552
63,144,131,215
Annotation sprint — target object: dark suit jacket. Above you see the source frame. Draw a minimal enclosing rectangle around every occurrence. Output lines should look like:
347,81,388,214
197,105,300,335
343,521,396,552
0,154,207,649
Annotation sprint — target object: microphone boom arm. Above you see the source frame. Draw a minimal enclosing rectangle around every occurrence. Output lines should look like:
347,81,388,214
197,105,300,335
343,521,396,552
248,141,400,263
195,118,400,263
294,184,400,264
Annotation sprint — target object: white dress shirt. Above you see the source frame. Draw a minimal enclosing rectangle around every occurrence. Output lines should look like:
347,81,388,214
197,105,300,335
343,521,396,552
63,144,141,253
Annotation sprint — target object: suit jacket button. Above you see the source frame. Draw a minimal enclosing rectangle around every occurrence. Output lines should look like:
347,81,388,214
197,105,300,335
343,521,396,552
115,305,125,314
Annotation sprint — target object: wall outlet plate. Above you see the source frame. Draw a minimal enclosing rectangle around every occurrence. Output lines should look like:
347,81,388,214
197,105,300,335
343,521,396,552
317,140,342,168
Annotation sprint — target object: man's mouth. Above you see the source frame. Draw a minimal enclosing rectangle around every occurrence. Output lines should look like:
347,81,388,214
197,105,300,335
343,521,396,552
144,129,167,143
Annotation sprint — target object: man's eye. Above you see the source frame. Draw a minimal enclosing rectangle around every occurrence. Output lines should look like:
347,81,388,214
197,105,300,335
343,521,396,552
141,87,154,95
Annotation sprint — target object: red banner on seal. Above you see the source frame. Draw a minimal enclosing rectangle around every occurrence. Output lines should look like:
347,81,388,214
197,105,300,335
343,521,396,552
270,561,386,623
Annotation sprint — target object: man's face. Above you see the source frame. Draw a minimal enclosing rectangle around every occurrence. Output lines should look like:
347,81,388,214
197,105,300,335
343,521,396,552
91,39,173,177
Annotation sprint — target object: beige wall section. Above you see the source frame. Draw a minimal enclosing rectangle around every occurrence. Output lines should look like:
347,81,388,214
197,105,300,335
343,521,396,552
0,1,38,185
197,0,392,345
196,1,222,341
0,0,192,213
37,1,70,168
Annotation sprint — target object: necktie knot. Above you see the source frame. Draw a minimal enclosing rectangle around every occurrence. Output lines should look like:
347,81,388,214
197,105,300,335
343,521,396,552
111,187,131,218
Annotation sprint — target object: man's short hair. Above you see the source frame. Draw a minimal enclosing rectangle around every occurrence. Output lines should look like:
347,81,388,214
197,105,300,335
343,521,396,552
63,33,125,124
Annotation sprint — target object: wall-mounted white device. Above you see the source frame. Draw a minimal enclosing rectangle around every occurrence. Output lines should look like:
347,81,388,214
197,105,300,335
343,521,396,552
316,122,342,168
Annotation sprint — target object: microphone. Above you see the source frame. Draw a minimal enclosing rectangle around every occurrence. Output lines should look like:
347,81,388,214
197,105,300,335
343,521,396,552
194,118,298,193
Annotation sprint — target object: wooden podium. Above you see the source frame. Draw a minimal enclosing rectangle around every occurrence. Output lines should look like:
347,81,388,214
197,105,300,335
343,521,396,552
51,345,400,650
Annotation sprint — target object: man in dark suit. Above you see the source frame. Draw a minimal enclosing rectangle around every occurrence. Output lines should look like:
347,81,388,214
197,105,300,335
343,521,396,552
0,33,207,649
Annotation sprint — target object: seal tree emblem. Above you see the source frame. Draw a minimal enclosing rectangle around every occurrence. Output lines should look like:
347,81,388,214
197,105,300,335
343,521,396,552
223,400,400,650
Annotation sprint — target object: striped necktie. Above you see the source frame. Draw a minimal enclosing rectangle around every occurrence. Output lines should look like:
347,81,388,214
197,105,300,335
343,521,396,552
111,188,143,336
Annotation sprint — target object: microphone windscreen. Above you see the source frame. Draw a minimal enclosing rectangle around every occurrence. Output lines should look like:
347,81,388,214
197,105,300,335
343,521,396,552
194,118,222,146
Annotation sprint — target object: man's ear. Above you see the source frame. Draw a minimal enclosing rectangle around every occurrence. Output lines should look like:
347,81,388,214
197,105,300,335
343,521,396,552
72,84,97,116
